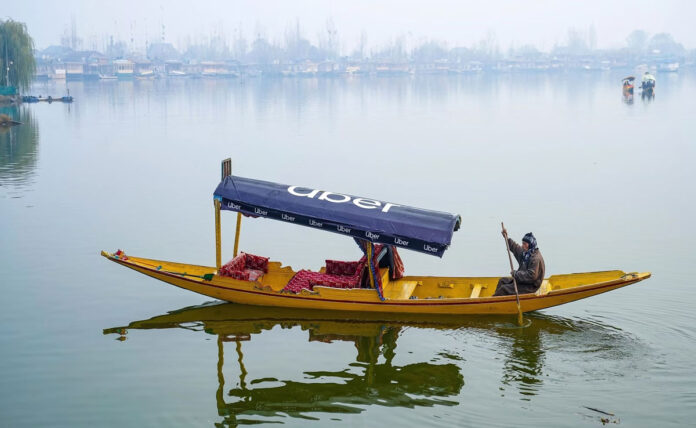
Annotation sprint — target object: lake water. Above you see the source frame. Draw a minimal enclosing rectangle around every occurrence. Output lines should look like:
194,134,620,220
1,72,695,427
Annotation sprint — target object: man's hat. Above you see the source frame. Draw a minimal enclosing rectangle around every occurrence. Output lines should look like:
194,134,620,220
522,232,537,249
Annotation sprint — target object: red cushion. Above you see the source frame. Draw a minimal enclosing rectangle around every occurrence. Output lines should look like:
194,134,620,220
221,255,246,273
325,260,360,276
243,253,269,273
283,270,360,293
391,246,405,279
282,245,389,293
225,270,250,281
310,275,356,288
219,252,269,281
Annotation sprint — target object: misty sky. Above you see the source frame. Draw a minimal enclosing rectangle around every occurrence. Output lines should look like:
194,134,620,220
5,0,694,52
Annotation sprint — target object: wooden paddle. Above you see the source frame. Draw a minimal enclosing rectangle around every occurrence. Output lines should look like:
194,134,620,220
501,222,524,326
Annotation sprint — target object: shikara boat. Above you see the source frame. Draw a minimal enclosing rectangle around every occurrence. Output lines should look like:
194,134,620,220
103,159,650,315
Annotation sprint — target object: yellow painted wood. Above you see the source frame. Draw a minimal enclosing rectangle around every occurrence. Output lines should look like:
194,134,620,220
535,280,551,296
381,268,390,286
383,281,419,300
101,250,651,315
214,199,221,269
366,245,375,289
470,284,483,298
233,212,242,257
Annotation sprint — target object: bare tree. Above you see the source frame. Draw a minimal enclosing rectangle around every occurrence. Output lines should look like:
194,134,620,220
626,30,648,53
359,30,367,60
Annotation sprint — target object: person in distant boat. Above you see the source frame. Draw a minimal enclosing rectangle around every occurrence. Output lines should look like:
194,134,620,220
493,230,545,296
641,71,656,91
642,71,655,84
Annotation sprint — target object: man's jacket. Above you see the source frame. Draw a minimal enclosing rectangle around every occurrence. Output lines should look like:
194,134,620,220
508,238,546,289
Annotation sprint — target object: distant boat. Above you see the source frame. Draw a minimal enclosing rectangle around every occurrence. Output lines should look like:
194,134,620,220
22,95,73,103
136,70,155,80
168,70,187,77
201,67,238,79
622,76,635,96
99,74,118,80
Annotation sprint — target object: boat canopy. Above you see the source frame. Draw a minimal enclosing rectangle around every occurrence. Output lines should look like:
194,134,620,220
214,175,461,257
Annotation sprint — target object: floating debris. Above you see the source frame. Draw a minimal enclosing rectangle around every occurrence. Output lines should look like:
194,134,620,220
581,406,621,425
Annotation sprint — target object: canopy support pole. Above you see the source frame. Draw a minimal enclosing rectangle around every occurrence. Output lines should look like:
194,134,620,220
233,212,242,257
218,157,232,266
215,199,222,269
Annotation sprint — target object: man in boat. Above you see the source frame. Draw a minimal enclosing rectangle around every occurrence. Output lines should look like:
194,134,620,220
493,231,545,296
641,71,656,94
641,71,655,85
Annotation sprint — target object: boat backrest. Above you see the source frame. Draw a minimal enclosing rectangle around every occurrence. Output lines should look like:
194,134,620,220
325,260,361,276
219,252,270,280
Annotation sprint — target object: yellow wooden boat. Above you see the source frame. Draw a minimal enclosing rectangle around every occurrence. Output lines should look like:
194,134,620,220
103,159,650,315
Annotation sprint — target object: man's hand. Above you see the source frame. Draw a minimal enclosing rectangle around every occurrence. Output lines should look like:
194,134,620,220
501,227,508,238
511,270,516,277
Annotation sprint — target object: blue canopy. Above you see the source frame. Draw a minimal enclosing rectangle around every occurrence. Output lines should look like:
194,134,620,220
214,175,461,257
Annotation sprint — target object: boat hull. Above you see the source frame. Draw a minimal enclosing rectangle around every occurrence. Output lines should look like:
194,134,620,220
103,251,650,315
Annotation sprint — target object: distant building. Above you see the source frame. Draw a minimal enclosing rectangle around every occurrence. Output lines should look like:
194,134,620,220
38,45,75,61
65,62,84,80
113,59,134,79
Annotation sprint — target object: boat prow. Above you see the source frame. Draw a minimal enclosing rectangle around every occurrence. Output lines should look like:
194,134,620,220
101,250,650,315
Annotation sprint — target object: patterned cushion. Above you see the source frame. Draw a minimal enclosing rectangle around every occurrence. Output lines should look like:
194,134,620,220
283,270,313,293
283,270,360,293
227,270,250,281
391,247,405,279
325,260,360,276
219,252,268,281
310,275,356,288
247,269,265,282
221,255,246,274
281,245,390,293
243,253,269,273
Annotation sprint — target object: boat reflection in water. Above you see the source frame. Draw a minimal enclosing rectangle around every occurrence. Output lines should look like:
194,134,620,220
104,303,638,424
105,303,465,424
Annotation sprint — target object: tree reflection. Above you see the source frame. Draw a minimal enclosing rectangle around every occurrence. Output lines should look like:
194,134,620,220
0,106,39,190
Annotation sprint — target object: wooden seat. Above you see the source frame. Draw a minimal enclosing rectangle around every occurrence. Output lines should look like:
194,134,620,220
470,283,486,298
383,281,419,300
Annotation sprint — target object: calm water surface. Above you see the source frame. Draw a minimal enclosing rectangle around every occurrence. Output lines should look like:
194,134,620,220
1,72,695,427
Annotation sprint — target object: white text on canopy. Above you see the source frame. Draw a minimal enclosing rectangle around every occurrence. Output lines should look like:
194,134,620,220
288,186,399,213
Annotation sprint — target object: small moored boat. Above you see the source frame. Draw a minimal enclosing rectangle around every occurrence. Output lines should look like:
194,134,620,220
103,159,650,315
